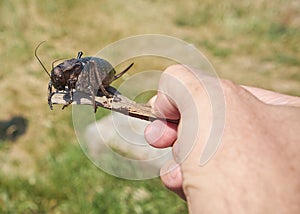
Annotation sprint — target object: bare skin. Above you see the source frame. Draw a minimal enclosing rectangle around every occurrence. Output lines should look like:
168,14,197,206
144,65,300,213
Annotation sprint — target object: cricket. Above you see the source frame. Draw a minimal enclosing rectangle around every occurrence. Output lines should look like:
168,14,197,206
35,41,134,112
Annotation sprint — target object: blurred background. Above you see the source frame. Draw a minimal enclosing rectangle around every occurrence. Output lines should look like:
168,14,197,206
0,0,299,213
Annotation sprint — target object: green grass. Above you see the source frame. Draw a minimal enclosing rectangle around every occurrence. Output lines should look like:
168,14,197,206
0,0,299,213
0,144,185,213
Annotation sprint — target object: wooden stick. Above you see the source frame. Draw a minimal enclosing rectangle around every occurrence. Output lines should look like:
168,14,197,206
51,91,179,124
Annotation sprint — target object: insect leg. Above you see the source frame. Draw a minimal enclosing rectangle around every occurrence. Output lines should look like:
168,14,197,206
98,84,112,98
62,88,74,109
87,61,100,113
88,86,98,113
62,84,73,110
88,60,112,98
48,82,54,110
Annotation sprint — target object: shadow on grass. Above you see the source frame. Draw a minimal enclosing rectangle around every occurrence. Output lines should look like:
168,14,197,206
0,116,28,141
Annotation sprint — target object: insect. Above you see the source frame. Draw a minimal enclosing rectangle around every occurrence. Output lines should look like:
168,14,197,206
35,41,133,112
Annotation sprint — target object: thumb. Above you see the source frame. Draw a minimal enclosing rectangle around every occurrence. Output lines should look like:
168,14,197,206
144,64,206,150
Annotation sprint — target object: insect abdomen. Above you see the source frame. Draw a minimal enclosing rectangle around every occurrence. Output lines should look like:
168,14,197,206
76,57,116,93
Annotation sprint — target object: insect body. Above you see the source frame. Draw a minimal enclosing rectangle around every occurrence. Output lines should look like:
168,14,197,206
35,42,133,112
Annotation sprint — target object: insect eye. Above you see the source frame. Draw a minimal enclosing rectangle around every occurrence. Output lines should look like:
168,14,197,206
54,75,63,82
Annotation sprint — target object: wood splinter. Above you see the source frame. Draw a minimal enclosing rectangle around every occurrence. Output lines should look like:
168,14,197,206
51,91,179,124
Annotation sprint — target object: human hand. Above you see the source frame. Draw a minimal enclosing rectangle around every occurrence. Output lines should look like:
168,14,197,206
144,65,300,213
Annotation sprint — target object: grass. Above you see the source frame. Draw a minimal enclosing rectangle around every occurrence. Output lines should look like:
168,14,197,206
0,0,299,213
0,144,186,213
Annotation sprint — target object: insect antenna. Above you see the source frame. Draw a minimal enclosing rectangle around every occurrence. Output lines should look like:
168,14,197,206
51,58,65,70
34,41,51,78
